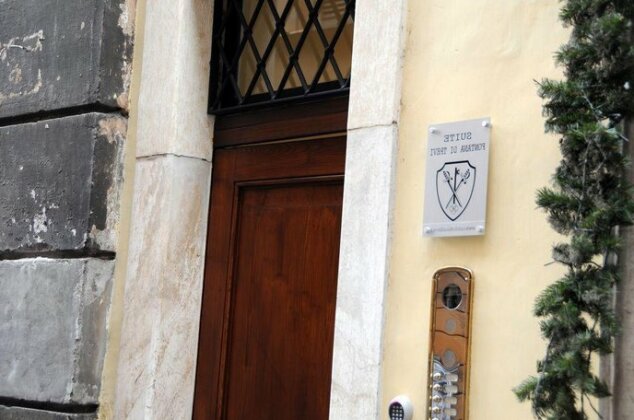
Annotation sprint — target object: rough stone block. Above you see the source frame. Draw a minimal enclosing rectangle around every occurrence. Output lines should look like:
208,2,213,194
0,258,113,405
0,406,95,420
0,113,125,254
0,0,133,119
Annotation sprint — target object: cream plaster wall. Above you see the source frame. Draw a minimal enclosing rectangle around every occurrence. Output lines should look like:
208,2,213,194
99,0,144,417
381,2,572,419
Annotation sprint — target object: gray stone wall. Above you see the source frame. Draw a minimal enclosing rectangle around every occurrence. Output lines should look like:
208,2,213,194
0,1,132,418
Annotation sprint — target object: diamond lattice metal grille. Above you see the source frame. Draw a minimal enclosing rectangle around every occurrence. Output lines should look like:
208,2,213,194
209,0,355,113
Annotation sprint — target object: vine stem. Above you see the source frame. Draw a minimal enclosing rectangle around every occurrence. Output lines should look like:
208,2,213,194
584,392,604,419
532,338,555,418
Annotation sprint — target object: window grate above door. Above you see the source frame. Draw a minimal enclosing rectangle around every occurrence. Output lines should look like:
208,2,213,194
209,0,355,114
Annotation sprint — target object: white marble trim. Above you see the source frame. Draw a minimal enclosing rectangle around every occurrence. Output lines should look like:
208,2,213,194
330,0,408,418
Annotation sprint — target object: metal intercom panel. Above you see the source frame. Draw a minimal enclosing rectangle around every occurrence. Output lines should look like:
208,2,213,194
427,267,473,420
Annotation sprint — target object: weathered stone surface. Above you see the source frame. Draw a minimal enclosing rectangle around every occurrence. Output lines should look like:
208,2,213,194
347,0,406,131
0,0,134,118
0,258,113,405
0,406,95,420
330,125,398,420
0,113,125,254
135,0,214,161
115,155,211,419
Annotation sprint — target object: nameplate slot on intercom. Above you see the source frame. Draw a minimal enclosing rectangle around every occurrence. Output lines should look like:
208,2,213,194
427,267,473,420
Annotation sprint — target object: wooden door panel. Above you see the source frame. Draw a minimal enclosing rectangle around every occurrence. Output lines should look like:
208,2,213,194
228,140,347,180
194,137,346,420
214,96,348,148
224,182,342,419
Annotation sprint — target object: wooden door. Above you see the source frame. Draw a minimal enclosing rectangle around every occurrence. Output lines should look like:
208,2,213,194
193,132,346,420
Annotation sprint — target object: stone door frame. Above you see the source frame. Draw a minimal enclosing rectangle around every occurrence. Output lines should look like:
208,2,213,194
112,1,408,418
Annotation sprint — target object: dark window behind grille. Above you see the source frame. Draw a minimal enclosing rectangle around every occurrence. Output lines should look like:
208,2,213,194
209,0,355,114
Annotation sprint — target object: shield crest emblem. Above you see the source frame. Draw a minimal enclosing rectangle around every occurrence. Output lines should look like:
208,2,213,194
436,160,476,221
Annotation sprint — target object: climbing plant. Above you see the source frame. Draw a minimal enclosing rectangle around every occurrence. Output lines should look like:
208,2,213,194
514,1,634,419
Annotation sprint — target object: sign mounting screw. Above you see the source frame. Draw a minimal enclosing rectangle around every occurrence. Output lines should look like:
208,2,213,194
481,120,491,128
429,127,439,134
